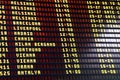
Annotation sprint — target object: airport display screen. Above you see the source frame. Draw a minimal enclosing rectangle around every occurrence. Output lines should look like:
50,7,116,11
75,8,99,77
0,0,120,80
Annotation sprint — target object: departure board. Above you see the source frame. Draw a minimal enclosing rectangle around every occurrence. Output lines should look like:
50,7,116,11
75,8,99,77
0,0,120,80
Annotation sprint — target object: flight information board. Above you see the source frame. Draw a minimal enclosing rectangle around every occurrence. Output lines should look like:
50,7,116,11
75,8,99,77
0,0,120,80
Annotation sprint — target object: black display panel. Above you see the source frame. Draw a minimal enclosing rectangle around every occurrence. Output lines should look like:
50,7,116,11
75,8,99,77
0,0,120,80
